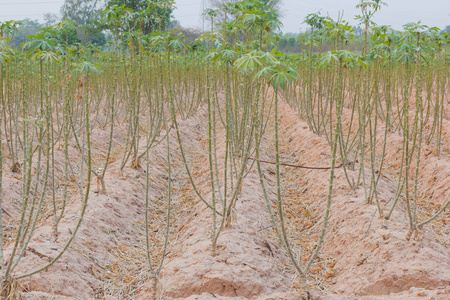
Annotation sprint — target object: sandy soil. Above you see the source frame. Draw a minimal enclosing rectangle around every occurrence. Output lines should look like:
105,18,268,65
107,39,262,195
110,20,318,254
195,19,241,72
1,93,449,299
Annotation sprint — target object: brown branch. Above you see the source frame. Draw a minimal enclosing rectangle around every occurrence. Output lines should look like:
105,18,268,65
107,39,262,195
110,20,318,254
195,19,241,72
245,156,343,170
2,208,12,218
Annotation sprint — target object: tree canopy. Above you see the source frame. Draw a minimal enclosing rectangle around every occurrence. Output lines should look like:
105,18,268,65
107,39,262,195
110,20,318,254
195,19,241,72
105,0,174,33
60,0,104,26
208,0,281,24
443,25,450,35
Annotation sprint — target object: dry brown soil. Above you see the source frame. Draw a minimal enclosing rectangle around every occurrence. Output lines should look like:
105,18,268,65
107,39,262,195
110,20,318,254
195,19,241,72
1,96,449,300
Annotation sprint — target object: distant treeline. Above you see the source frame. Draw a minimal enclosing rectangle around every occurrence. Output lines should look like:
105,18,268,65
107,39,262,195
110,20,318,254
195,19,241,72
277,25,450,53
277,27,365,53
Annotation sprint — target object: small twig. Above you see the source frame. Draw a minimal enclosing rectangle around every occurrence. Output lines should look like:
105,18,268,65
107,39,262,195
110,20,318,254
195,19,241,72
2,208,12,218
244,156,343,170
364,208,378,235
263,240,274,257
259,224,273,231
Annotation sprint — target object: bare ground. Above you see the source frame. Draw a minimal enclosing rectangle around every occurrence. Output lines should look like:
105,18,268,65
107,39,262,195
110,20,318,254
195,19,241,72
1,96,449,299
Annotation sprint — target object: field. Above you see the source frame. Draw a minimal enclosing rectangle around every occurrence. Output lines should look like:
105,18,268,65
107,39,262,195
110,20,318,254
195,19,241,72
0,1,450,299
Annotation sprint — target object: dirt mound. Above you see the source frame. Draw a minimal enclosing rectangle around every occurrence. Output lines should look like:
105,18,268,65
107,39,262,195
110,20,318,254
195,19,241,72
275,101,450,298
138,108,293,299
2,96,449,299
151,172,291,299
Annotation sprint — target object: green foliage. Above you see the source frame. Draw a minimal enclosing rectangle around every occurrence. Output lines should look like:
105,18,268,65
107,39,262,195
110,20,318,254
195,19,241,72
304,11,326,30
0,2,449,298
355,0,387,27
0,20,22,38
0,38,15,63
74,60,101,73
105,0,174,34
58,26,82,45
60,0,103,26
79,26,107,46
442,25,450,35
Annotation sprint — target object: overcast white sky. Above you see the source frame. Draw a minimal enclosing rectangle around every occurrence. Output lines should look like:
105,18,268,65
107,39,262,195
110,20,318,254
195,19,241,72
0,0,448,33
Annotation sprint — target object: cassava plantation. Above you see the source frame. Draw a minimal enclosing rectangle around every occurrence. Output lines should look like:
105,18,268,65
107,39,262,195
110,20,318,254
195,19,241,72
0,0,449,299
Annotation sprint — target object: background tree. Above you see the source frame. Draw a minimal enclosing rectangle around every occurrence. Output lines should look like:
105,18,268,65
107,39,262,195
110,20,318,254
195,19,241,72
106,0,174,33
57,25,82,45
43,13,60,26
208,0,281,24
60,0,105,26
10,19,42,47
60,0,107,46
209,0,280,10
442,25,450,34
78,26,107,45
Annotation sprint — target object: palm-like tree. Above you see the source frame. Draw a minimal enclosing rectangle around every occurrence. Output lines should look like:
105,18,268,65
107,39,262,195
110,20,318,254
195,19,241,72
355,0,387,55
